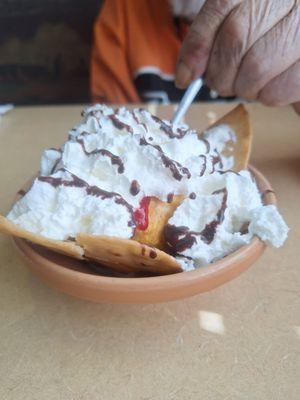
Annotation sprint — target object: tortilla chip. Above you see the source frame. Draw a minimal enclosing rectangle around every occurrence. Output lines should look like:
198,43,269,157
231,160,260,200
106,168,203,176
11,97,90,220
76,233,182,275
0,216,83,259
209,104,252,171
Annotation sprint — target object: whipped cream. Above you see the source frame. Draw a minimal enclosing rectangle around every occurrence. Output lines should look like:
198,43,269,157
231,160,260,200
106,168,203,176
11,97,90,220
166,170,288,270
39,105,235,208
8,169,134,240
7,104,288,269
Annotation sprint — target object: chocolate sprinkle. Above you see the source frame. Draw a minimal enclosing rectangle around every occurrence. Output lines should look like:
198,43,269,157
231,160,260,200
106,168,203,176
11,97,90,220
130,180,140,196
167,193,174,203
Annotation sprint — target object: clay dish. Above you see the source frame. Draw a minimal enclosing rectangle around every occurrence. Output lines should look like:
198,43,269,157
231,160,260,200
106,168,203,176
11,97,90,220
12,165,274,303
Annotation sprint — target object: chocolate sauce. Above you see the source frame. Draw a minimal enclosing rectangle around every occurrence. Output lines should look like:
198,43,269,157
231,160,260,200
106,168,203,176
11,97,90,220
189,192,196,200
199,155,207,177
38,170,135,229
151,115,188,139
76,138,124,174
164,225,197,254
49,148,63,174
140,138,191,181
130,180,140,196
85,110,102,129
149,250,157,259
132,110,148,132
79,130,94,137
211,149,223,173
240,222,249,235
198,135,210,153
109,114,133,134
38,172,85,189
175,253,193,261
167,193,174,203
164,188,228,253
200,188,228,244
218,169,240,176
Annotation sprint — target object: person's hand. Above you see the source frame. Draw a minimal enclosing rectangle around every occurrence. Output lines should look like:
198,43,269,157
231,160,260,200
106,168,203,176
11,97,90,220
176,0,300,110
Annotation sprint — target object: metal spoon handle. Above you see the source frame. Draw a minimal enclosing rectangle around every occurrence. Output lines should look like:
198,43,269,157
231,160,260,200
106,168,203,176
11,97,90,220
171,78,203,125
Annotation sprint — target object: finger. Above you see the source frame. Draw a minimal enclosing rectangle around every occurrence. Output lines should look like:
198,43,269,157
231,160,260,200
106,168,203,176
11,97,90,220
205,0,295,96
235,3,300,100
258,59,300,106
175,0,242,88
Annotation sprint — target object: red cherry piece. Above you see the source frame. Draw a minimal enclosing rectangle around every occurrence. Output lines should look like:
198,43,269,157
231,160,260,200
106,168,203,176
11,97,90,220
134,197,151,231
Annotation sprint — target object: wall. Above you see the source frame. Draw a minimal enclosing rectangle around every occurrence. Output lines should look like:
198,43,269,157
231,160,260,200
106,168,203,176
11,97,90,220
0,0,103,104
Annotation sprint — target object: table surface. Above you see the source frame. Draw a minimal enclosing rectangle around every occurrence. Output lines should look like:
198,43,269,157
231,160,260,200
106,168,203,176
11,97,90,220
0,103,299,400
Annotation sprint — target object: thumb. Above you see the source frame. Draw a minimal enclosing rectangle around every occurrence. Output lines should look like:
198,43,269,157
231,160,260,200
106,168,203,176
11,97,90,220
175,0,242,89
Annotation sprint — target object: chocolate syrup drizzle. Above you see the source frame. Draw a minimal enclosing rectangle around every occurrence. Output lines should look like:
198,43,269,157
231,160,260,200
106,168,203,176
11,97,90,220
132,110,148,133
211,150,223,173
201,188,228,244
49,148,63,174
151,115,188,139
76,138,124,173
109,114,134,134
83,111,102,130
85,108,135,134
38,169,135,229
199,150,223,177
218,169,240,176
151,113,213,157
198,135,210,153
164,188,228,254
199,155,207,177
140,138,191,181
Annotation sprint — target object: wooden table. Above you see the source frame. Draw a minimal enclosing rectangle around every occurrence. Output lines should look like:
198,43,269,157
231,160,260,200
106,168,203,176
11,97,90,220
0,104,299,399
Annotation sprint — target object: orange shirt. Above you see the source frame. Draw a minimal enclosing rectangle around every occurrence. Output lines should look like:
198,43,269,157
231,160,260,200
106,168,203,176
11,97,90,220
90,0,189,104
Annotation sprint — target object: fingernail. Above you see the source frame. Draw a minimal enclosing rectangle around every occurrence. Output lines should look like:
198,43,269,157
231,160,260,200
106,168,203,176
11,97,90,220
175,62,192,89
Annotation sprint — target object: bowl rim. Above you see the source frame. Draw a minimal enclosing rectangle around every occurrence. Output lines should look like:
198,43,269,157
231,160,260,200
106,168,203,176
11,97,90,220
13,164,275,289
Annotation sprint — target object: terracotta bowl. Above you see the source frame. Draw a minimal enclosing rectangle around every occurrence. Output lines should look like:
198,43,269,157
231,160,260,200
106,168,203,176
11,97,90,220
13,166,275,303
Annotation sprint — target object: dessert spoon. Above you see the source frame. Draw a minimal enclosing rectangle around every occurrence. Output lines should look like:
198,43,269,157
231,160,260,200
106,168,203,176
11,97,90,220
171,78,204,125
